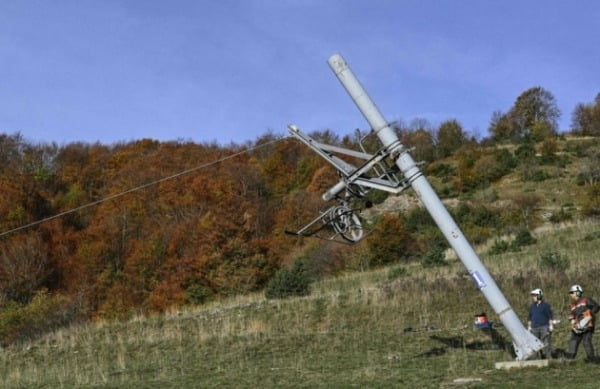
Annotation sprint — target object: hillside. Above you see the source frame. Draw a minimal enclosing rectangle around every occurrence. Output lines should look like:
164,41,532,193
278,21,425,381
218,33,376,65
1,219,599,388
0,130,599,387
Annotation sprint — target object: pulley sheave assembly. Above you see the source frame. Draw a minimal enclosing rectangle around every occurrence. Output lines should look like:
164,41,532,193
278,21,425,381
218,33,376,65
284,124,410,244
285,199,364,244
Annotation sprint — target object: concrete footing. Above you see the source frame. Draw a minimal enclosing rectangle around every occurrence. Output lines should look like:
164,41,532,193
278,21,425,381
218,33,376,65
495,359,572,370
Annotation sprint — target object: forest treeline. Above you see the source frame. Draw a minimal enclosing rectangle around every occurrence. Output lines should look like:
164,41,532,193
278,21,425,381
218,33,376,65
1,87,599,345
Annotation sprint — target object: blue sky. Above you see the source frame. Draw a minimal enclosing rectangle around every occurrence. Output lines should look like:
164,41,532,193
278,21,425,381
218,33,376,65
1,1,599,145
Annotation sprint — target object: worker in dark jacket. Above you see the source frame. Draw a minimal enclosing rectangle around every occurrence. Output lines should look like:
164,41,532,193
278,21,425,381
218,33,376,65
567,284,600,362
527,288,554,359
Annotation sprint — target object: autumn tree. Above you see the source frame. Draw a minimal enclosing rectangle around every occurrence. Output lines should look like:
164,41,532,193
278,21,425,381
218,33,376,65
0,177,24,234
436,119,468,158
366,214,419,267
261,139,314,196
571,93,600,136
489,110,515,143
0,234,52,303
0,133,25,175
401,118,436,163
511,193,542,228
490,87,560,143
453,143,483,191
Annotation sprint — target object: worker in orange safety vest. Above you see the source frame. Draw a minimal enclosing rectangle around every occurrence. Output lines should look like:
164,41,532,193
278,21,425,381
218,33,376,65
567,284,600,362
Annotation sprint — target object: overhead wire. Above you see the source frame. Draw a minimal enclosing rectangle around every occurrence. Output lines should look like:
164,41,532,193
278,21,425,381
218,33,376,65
0,136,288,238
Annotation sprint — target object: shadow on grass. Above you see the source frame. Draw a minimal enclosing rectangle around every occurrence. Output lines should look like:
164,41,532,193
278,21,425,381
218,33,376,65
418,328,514,358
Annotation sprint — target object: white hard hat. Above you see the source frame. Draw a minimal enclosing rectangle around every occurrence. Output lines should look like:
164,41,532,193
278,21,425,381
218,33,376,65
569,284,583,295
530,288,542,296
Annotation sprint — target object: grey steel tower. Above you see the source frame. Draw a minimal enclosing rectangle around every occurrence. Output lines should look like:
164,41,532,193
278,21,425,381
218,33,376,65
326,53,542,361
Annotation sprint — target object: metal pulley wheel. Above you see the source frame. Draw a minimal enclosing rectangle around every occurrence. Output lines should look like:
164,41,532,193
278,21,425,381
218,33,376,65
328,205,363,242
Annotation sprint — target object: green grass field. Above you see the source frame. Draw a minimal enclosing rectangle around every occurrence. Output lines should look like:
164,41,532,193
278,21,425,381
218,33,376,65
1,220,599,388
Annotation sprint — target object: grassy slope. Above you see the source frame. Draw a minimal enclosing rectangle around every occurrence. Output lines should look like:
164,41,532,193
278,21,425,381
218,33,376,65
1,220,599,388
1,135,598,388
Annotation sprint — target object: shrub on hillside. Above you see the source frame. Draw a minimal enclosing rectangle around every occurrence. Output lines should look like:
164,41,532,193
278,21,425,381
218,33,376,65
421,245,449,268
265,260,312,300
364,189,389,205
488,239,511,255
472,149,518,185
510,193,542,228
185,283,213,305
438,183,460,198
387,265,408,280
581,183,600,217
512,228,537,247
539,251,570,272
548,206,573,223
494,148,518,172
0,289,81,346
515,142,537,164
302,243,350,279
525,169,552,182
474,187,499,203
427,162,456,181
582,230,600,242
447,203,507,245
488,229,536,255
453,203,504,230
402,207,436,233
